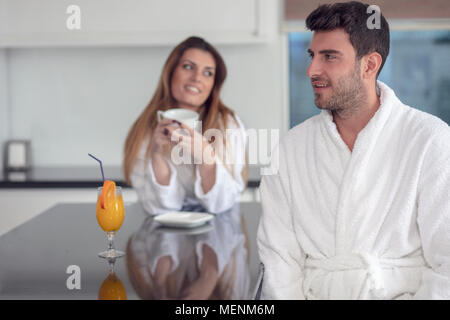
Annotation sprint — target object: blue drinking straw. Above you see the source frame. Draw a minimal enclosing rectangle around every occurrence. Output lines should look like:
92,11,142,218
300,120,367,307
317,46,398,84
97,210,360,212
88,153,105,182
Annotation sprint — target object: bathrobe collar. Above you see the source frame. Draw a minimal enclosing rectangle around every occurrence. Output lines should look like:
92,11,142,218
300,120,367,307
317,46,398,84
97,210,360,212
319,81,398,155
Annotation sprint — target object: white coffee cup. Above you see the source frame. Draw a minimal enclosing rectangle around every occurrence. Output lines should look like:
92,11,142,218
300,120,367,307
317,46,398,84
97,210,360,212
157,108,199,130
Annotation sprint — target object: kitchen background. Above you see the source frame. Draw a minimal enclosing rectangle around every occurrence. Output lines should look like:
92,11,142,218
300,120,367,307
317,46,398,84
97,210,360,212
0,0,287,167
1,0,449,236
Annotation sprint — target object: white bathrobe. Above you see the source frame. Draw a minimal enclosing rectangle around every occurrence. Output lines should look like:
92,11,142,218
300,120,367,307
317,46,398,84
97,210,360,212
131,114,247,215
257,81,450,299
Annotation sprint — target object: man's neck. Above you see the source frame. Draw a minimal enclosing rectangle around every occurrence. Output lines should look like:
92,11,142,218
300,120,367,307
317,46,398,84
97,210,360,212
332,84,381,152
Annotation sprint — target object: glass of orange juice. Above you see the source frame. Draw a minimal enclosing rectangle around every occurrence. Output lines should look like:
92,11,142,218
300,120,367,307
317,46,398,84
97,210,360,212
96,185,125,258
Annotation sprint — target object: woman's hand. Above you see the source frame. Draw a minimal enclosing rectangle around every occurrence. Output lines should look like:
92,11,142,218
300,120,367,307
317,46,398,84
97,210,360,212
150,118,179,155
165,120,217,194
166,120,215,164
150,118,180,186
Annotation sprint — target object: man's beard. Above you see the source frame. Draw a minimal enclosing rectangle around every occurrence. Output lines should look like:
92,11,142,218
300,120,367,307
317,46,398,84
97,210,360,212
313,61,367,119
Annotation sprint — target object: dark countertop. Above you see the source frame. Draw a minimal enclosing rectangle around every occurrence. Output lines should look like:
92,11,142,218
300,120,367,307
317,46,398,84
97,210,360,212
0,165,261,189
0,201,262,299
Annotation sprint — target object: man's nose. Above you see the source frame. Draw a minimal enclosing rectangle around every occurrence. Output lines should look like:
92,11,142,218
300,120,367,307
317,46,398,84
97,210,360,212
306,57,321,79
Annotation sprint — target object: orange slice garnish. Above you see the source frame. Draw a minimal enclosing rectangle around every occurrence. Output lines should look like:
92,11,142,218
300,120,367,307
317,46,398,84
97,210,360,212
100,180,116,209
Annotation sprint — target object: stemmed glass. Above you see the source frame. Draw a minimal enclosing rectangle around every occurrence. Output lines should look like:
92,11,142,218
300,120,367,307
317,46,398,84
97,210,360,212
96,186,125,258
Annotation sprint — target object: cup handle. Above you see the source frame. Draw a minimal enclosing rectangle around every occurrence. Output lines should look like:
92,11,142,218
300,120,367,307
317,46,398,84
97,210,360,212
157,110,163,123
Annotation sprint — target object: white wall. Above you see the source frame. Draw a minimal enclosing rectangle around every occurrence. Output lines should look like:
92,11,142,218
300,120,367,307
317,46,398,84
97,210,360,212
0,49,8,166
3,1,287,167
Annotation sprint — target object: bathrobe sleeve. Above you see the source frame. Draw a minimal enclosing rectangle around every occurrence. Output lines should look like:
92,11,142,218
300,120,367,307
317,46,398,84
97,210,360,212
257,142,306,299
414,124,450,299
193,115,247,214
130,140,186,215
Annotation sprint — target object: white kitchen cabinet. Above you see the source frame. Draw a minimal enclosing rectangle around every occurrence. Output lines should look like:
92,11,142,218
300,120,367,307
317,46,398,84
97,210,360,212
0,0,272,47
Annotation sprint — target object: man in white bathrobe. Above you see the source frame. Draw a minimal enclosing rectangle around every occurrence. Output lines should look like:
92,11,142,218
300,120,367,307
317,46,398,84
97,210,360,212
257,1,450,299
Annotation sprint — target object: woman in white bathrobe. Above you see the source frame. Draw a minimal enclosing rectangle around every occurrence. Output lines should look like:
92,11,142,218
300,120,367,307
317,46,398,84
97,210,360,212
123,36,247,215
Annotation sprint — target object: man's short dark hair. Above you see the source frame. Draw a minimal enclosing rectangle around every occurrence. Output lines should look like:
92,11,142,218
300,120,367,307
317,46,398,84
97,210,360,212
306,1,390,77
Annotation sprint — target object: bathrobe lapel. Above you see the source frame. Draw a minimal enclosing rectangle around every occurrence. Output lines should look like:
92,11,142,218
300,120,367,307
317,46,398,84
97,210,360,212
319,84,395,255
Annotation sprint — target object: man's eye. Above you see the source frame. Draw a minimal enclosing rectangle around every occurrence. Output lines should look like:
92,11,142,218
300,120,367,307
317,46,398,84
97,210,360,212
325,54,336,60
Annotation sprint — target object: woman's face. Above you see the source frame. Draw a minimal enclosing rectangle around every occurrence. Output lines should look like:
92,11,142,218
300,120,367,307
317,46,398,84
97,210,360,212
170,48,216,111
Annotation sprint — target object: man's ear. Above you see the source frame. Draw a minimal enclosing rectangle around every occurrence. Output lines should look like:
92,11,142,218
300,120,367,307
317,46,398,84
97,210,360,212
362,52,383,79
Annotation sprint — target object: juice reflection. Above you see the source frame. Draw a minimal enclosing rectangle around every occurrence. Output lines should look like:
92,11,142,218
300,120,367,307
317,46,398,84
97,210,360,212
98,257,127,300
125,204,250,300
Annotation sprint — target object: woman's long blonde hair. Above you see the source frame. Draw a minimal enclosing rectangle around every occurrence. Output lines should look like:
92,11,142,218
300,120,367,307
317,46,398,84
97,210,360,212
123,36,247,185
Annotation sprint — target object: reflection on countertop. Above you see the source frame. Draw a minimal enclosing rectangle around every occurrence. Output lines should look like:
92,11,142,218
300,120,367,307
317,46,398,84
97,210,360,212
98,257,128,300
126,204,251,300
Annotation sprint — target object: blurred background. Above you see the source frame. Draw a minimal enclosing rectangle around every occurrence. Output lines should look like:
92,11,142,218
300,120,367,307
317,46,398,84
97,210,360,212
0,0,285,167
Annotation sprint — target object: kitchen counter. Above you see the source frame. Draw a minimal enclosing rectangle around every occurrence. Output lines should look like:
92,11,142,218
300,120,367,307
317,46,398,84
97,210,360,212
0,165,262,189
0,201,262,299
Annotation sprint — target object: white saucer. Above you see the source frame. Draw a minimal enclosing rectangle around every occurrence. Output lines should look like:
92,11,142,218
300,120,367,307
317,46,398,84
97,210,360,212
154,211,214,228
156,223,214,235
